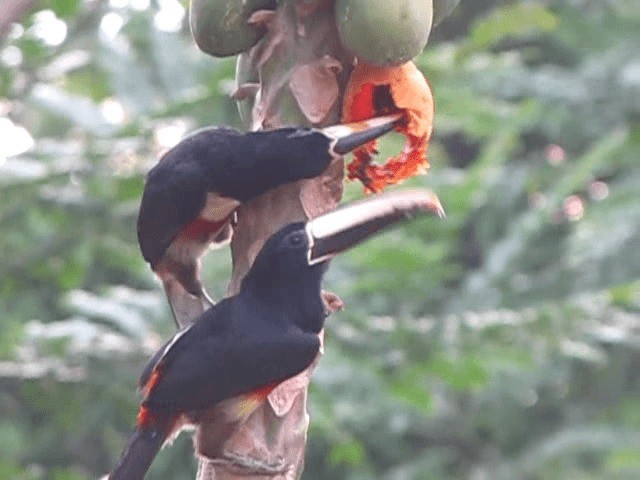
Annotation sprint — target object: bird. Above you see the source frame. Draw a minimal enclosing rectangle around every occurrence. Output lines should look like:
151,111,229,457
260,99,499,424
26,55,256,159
110,189,444,480
136,114,402,325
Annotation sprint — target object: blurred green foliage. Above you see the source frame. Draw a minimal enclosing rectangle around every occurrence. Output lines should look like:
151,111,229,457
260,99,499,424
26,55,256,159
1,0,639,479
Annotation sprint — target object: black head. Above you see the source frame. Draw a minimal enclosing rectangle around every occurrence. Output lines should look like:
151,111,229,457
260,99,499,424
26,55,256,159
239,189,445,332
244,113,402,182
243,189,446,290
243,222,326,288
240,222,327,333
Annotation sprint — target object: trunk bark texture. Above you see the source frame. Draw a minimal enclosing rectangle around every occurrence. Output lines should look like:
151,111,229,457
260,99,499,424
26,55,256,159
196,1,353,478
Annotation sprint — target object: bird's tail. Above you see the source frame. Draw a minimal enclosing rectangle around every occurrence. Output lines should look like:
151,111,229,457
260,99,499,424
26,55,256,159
109,420,171,480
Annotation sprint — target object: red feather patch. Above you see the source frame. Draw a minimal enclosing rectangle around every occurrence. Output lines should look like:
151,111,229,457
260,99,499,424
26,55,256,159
180,216,231,241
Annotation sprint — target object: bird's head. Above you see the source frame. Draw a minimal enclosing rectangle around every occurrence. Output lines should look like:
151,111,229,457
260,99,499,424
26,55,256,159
241,189,445,329
251,113,403,181
247,222,322,284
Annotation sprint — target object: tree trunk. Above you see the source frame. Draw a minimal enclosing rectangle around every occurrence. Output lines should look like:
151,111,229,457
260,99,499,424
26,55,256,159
196,1,354,478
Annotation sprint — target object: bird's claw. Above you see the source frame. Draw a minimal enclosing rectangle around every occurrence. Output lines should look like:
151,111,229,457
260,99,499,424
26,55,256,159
322,290,344,316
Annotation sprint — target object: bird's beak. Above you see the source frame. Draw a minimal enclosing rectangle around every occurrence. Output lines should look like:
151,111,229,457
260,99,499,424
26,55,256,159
306,189,445,265
322,113,402,156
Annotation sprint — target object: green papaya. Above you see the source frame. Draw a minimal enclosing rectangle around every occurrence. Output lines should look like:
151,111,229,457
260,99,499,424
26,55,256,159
335,0,433,66
190,0,277,57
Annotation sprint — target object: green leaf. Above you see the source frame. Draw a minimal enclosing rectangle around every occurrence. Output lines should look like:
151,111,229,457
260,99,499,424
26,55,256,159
50,0,81,18
471,4,558,48
389,371,433,414
329,439,366,467
428,355,489,390
608,449,640,472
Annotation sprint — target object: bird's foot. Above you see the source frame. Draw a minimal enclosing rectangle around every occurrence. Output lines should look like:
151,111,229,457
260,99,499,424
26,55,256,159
322,290,344,316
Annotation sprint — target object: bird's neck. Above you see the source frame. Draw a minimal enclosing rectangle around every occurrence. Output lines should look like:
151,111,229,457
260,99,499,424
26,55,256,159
243,272,326,333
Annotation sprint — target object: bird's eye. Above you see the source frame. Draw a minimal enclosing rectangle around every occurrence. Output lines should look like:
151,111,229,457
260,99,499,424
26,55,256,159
288,232,305,248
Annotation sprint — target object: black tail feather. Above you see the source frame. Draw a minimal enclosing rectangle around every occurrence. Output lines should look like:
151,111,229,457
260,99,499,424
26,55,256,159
109,424,169,480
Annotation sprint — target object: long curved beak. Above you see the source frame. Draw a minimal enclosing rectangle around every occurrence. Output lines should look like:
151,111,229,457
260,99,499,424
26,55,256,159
306,189,445,265
322,113,402,156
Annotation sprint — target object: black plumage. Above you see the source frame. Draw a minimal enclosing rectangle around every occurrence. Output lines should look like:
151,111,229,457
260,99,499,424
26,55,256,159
136,117,399,325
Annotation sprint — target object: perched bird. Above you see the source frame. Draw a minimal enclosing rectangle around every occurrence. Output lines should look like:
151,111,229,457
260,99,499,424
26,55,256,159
137,114,401,325
110,189,444,480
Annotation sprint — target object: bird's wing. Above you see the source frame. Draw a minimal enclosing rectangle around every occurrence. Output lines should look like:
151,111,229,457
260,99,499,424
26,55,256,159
136,165,209,266
138,321,195,394
141,301,320,412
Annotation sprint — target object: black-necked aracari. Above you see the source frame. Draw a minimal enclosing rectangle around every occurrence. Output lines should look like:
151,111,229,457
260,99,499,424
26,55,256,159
110,189,444,480
137,114,402,325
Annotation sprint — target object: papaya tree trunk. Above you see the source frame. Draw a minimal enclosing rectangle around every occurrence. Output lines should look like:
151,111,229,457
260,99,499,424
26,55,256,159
195,1,354,478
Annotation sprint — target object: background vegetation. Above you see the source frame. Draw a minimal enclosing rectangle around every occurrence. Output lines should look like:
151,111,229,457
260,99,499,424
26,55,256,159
1,0,639,478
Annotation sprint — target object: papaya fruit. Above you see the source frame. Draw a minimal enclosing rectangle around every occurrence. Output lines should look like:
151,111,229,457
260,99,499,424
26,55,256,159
190,0,276,57
335,0,433,66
